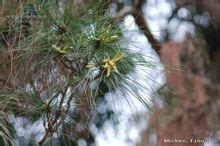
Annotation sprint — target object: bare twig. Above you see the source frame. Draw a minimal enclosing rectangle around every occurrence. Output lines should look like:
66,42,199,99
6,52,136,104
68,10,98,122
39,85,68,146
113,0,161,56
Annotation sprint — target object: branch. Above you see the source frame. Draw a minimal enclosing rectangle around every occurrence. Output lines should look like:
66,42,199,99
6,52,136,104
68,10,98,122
113,0,161,56
39,85,68,146
113,6,135,21
133,10,161,55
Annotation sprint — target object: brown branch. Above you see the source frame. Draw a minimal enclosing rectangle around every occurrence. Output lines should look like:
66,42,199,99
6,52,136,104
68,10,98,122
39,85,68,146
133,10,161,55
113,0,161,56
113,6,135,21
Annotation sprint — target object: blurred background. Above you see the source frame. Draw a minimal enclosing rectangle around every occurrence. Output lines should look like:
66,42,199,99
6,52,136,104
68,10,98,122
0,0,220,146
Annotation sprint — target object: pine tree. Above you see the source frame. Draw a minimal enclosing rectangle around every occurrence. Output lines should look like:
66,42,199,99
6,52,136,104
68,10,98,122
0,1,153,145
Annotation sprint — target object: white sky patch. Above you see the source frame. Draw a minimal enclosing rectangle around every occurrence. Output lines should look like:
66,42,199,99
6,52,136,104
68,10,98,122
124,15,138,31
10,115,45,143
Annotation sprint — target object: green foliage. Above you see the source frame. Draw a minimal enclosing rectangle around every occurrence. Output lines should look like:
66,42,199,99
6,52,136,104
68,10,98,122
0,1,155,145
0,112,14,146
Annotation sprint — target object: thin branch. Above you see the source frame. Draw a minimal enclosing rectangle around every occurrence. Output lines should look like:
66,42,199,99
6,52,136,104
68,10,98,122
39,85,68,146
113,0,161,56
113,6,135,21
133,10,161,55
